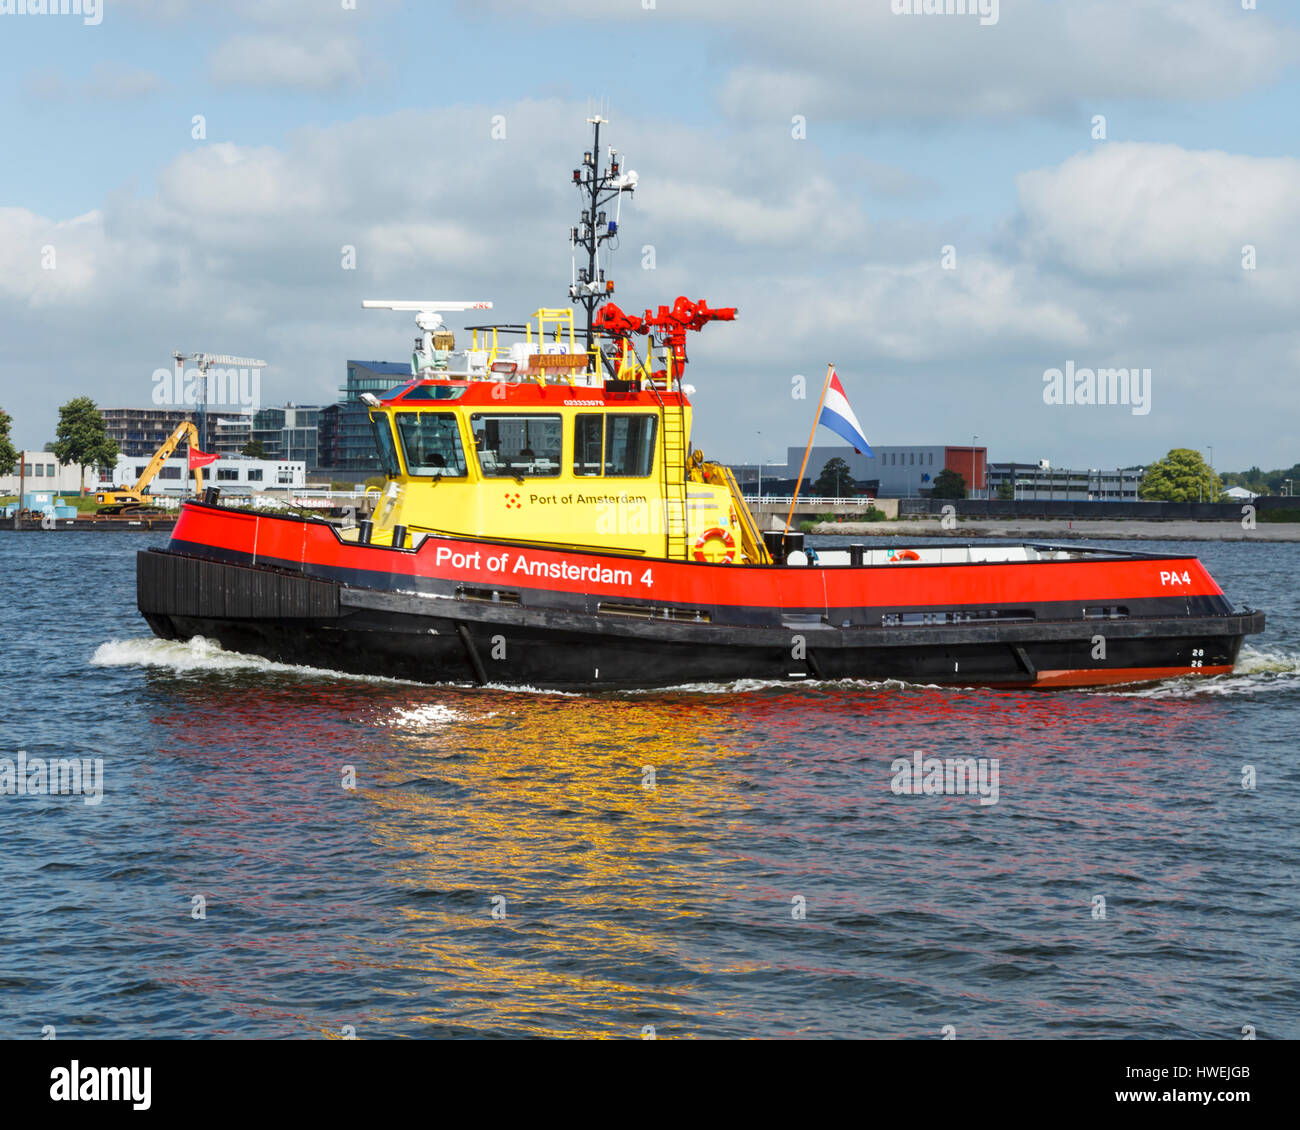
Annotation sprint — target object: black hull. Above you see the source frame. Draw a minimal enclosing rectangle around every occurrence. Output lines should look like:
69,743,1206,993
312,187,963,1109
138,549,1259,690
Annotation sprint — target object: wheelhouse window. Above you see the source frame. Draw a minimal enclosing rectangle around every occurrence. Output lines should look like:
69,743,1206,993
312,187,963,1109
471,413,561,477
400,384,468,401
572,413,657,477
369,412,401,476
573,415,602,475
396,412,467,477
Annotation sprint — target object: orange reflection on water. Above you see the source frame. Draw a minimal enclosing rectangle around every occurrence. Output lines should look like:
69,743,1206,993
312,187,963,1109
358,693,758,1036
134,671,1243,1037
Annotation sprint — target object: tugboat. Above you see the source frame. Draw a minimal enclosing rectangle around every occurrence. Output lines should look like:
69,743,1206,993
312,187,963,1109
137,118,1264,690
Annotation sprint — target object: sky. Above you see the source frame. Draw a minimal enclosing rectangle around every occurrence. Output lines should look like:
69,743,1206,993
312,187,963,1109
2,0,1298,472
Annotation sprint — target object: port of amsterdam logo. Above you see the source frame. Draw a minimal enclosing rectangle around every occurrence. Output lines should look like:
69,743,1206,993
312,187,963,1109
505,492,522,510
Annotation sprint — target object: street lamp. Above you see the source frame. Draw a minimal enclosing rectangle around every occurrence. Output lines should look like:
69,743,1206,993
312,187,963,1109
755,430,763,502
971,434,979,499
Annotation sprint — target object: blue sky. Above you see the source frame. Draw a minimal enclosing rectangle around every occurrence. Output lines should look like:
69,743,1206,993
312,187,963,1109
3,0,1299,471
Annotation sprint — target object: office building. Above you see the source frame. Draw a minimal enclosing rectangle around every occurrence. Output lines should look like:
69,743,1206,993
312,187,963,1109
317,361,410,472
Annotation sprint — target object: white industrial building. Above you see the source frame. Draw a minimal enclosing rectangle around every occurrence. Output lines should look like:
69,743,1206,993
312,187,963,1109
987,463,1144,501
103,454,307,497
0,451,94,495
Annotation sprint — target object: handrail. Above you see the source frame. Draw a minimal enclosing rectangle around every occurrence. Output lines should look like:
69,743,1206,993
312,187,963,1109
743,495,876,506
709,464,772,564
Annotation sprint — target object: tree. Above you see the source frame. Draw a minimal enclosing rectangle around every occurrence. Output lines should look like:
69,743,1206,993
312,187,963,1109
0,408,18,477
995,482,1014,500
1139,448,1221,502
930,468,966,499
51,397,119,490
1264,463,1300,495
1219,464,1300,495
813,456,854,497
242,438,266,458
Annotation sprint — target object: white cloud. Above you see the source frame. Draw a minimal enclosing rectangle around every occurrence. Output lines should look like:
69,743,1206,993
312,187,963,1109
1017,143,1300,287
20,70,70,102
155,142,334,221
85,62,165,99
477,0,1300,122
3,102,1299,468
0,207,106,305
640,176,864,248
209,33,365,91
20,63,164,102
112,0,395,24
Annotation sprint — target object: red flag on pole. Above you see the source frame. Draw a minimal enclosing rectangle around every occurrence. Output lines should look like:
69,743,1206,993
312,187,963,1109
187,447,219,471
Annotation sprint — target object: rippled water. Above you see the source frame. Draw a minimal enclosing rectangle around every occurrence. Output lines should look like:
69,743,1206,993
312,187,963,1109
2,531,1297,1038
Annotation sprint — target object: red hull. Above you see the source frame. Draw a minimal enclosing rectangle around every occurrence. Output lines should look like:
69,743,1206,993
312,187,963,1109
136,503,1261,690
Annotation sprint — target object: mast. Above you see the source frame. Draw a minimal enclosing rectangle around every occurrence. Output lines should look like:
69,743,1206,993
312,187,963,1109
569,114,635,360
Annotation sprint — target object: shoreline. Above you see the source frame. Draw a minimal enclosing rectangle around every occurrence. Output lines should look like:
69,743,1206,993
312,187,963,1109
811,519,1300,542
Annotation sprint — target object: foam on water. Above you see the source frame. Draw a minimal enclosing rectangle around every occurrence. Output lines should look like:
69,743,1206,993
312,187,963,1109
480,681,582,697
89,635,419,685
1235,644,1300,676
378,704,492,728
1097,644,1300,699
621,676,940,696
89,636,1300,702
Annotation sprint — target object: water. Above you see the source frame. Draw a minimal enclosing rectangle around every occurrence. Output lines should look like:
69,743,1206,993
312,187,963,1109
2,531,1297,1038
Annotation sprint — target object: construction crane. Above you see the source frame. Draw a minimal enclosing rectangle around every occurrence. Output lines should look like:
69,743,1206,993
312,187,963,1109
172,351,267,446
95,420,208,514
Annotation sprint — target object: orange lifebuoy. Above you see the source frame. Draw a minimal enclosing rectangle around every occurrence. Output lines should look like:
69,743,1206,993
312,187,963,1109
693,526,736,563
888,549,921,562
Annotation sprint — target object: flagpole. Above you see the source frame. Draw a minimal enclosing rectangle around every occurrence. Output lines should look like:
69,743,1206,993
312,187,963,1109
785,363,835,538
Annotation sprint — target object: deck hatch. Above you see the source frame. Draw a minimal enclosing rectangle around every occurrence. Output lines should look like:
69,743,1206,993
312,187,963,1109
598,601,711,622
1083,606,1130,619
455,585,521,605
881,608,1036,626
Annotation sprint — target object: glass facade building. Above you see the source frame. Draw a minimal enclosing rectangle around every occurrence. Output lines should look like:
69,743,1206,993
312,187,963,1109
316,361,411,473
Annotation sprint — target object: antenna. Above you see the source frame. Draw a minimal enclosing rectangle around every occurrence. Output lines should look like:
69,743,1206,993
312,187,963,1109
363,300,494,375
569,113,636,359
361,301,493,311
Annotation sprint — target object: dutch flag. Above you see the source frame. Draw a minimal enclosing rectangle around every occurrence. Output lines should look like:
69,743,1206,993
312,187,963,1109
819,370,873,457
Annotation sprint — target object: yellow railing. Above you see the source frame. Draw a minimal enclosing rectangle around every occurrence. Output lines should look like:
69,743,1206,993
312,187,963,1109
704,462,773,565
613,338,675,389
470,308,591,384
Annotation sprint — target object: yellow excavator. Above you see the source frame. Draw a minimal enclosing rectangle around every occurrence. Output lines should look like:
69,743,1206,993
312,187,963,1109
95,420,207,514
